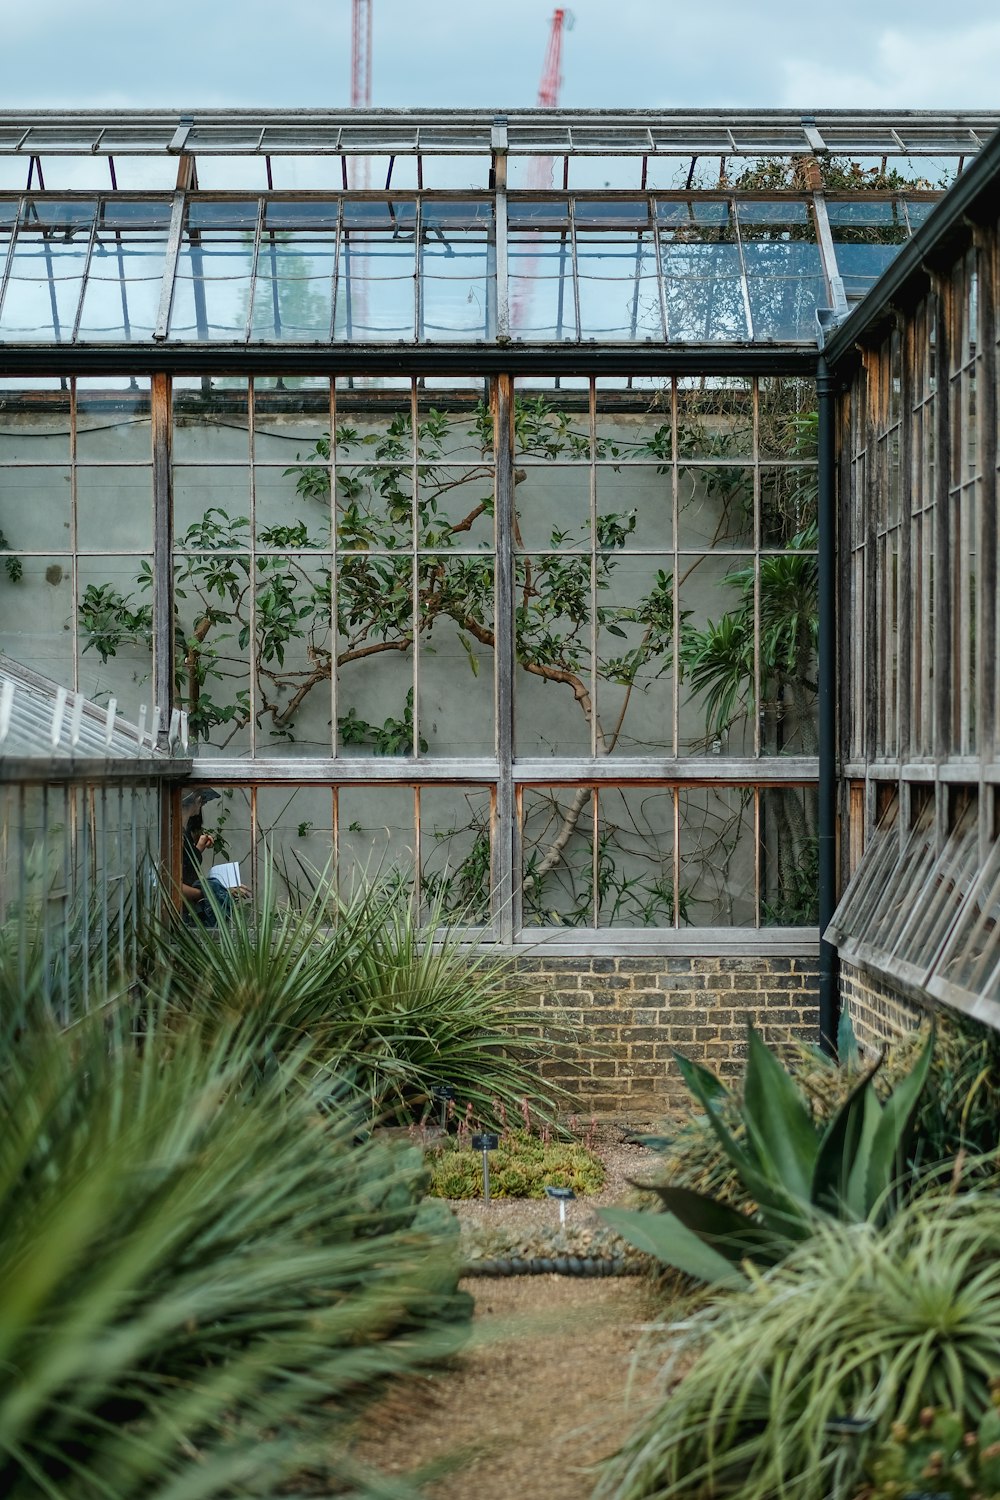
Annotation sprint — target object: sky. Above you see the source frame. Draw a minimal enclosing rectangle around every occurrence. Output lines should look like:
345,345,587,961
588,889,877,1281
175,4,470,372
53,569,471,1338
0,0,998,112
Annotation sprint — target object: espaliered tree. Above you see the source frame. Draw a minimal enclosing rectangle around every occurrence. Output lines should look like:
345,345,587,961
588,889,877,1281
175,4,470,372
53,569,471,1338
78,387,819,926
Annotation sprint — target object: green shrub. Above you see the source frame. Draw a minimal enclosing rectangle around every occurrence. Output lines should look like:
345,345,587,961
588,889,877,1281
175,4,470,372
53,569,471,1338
157,865,564,1125
596,1185,1000,1500
0,1001,470,1498
429,1129,605,1199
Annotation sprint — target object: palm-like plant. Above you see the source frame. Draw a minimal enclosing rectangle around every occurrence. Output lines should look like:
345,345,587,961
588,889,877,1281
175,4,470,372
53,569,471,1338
0,1001,469,1498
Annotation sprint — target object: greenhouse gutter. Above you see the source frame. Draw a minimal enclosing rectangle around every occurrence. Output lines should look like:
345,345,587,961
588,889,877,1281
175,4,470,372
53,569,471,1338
0,345,818,378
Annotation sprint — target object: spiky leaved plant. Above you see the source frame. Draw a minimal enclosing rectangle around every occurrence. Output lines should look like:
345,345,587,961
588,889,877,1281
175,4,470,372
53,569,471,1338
0,999,469,1498
597,1181,1000,1500
158,863,567,1125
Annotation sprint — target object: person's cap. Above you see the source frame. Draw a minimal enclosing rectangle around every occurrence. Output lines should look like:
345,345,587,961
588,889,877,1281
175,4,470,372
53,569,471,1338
182,786,221,806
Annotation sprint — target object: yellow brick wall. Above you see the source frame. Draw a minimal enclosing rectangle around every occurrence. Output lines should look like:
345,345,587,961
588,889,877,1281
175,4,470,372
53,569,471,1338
511,954,820,1122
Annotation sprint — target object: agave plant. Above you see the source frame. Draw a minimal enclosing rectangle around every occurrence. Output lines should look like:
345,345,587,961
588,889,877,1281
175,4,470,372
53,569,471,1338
0,999,470,1498
597,1185,1000,1500
602,1025,934,1285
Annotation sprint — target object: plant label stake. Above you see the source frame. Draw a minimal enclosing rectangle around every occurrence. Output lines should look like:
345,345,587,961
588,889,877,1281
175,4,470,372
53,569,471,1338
545,1185,575,1224
431,1083,455,1130
471,1132,499,1203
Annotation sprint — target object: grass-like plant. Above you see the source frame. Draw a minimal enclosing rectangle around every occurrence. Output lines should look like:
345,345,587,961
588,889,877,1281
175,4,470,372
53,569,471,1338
428,1129,605,1199
0,1000,470,1498
157,865,564,1124
596,1183,1000,1500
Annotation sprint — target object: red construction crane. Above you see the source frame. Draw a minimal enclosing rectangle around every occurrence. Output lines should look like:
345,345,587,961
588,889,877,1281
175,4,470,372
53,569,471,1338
513,10,574,334
536,7,572,110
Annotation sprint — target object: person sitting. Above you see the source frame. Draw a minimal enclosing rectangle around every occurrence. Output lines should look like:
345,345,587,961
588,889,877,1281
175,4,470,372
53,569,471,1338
180,787,238,926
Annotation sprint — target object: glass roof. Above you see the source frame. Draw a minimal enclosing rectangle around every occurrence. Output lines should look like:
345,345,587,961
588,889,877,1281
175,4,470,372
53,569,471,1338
0,110,990,349
0,190,937,347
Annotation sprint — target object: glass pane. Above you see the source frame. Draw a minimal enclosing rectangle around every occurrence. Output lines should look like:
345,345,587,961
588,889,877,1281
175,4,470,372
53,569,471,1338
597,554,674,757
514,555,593,755
597,786,677,927
172,551,253,754
419,785,492,923
172,381,249,463
418,557,494,756
679,553,755,755
0,555,74,683
77,555,153,721
761,466,818,545
0,381,71,463
76,378,152,463
509,232,575,340
338,785,415,894
77,467,153,552
420,229,490,340
678,465,754,549
676,376,753,459
255,552,334,756
250,232,336,341
679,785,755,926
576,232,661,340
759,549,818,756
251,786,336,902
513,465,590,550
174,468,250,540
760,786,819,925
336,555,415,755
521,786,596,927
0,466,71,552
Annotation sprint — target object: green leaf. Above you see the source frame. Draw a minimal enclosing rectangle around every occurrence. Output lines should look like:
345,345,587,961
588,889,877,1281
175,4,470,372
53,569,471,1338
742,1025,818,1200
865,1026,934,1213
812,1058,884,1219
647,1185,784,1266
599,1207,748,1288
673,1051,731,1110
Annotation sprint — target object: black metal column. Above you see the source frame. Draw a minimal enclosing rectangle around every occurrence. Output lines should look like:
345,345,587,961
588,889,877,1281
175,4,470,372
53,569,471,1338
817,356,839,1055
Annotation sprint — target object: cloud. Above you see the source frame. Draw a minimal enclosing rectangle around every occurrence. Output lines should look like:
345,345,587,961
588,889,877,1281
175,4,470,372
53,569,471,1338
778,21,1000,107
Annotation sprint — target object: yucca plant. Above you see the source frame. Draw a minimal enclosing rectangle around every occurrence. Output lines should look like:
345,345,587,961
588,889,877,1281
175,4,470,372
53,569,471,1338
156,864,564,1124
322,885,567,1123
602,1025,934,1285
597,1184,1000,1500
0,1000,470,1498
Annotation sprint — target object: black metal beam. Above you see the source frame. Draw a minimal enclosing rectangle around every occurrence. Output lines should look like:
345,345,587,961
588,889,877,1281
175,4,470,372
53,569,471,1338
0,343,817,378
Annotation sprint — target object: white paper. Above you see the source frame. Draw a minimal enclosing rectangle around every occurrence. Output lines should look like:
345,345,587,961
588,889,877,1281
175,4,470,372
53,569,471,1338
209,861,242,890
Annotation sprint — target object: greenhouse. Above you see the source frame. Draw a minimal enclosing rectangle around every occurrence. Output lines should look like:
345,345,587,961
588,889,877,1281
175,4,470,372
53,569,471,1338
0,108,999,1103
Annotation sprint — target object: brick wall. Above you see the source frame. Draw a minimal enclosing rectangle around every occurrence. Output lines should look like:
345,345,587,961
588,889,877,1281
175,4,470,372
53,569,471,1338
511,953,820,1123
840,960,927,1054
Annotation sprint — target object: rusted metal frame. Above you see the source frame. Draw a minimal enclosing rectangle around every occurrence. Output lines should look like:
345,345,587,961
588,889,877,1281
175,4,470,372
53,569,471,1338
242,200,265,343
329,379,339,757
731,195,755,340
897,311,914,761
862,350,879,763
568,199,582,341
932,274,953,767
69,212,99,344
247,378,258,757
811,191,849,320
670,377,679,760
491,118,508,340
752,378,762,758
409,380,420,757
975,224,997,856
151,374,174,745
0,195,22,329
413,199,423,342
588,380,599,923
0,346,817,376
651,212,669,340
153,191,186,341
493,374,515,942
